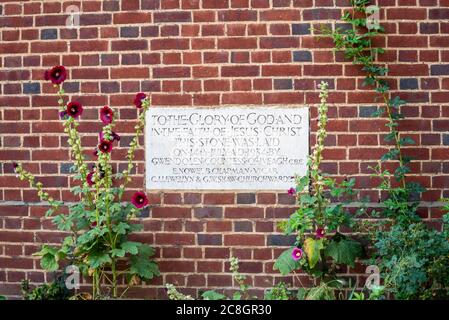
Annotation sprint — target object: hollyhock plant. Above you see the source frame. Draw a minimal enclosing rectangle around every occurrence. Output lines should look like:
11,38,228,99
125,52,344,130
134,92,146,108
45,65,67,84
86,171,95,187
13,65,158,300
100,106,114,124
287,187,296,196
99,131,120,142
66,101,83,118
98,139,113,153
292,247,303,261
316,228,325,239
274,82,362,299
131,192,149,209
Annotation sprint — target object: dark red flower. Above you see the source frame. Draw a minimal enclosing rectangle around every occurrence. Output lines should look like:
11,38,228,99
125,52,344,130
100,106,114,124
287,187,296,196
86,171,95,187
92,148,99,158
131,191,148,208
111,132,120,142
99,131,120,142
98,139,113,153
134,92,146,109
316,228,326,239
91,221,97,227
46,65,67,84
66,101,83,118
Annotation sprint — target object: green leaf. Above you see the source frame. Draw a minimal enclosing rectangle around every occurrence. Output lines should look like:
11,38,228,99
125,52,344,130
306,284,335,300
52,214,73,231
137,244,155,257
399,137,415,146
202,290,226,300
324,238,362,267
390,95,406,108
381,149,399,161
296,287,307,300
121,241,140,255
130,256,159,280
88,252,112,269
273,248,302,275
40,253,59,271
113,222,130,235
304,238,324,268
299,194,317,205
111,248,126,258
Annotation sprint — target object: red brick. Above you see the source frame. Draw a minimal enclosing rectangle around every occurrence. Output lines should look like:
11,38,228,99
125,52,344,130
218,37,257,49
221,65,259,77
224,234,265,246
204,193,235,204
152,207,191,218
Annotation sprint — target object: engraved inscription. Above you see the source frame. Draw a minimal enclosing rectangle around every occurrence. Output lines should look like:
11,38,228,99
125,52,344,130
145,107,309,190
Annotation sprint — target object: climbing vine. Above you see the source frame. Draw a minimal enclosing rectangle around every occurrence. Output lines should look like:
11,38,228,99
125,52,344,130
322,1,449,299
322,0,424,225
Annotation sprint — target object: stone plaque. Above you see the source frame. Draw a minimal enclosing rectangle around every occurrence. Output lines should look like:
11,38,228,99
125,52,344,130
145,107,309,190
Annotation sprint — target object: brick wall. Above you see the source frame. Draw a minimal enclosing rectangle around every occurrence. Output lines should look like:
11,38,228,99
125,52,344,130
0,0,448,299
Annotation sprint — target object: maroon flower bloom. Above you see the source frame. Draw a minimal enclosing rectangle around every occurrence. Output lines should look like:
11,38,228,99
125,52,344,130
100,106,114,124
287,187,296,196
98,139,113,153
99,131,120,142
92,148,99,158
66,101,83,118
46,65,67,84
291,247,303,261
91,221,97,227
316,228,325,239
86,171,95,187
131,191,149,208
134,92,146,109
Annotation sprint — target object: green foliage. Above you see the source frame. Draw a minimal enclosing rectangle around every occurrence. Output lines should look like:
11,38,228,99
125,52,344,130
34,245,60,271
324,236,362,267
297,281,346,300
264,282,292,300
274,82,363,298
14,78,158,299
202,291,226,300
168,257,255,301
0,296,6,300
304,284,336,300
166,284,194,300
371,223,449,299
323,0,449,301
322,0,425,226
303,238,324,269
273,248,302,275
21,277,72,300
349,285,385,300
